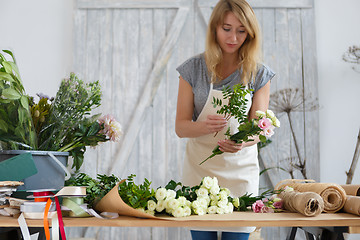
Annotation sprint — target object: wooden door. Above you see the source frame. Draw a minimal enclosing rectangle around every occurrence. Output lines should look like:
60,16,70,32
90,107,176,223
70,0,319,239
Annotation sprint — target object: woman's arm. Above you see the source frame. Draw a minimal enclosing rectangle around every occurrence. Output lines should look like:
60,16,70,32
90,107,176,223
175,76,227,138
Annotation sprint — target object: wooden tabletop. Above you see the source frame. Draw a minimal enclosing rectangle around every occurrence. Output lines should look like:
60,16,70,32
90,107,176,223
1,212,360,233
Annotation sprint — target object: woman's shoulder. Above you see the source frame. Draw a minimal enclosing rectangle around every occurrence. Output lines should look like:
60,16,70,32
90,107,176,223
250,63,276,93
177,53,204,70
256,63,275,78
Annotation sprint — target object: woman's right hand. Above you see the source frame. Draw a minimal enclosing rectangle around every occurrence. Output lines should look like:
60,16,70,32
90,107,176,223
202,115,228,134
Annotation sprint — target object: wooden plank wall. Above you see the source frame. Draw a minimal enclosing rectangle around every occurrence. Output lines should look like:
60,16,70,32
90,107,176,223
69,0,319,239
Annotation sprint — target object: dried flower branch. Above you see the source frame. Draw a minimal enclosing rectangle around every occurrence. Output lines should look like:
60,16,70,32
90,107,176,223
343,45,360,73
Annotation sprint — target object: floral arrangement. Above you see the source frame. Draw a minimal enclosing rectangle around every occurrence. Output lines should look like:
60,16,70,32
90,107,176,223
68,173,284,217
200,83,280,165
0,50,122,171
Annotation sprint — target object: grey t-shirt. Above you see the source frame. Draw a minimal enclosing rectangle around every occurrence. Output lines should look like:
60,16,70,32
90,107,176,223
176,53,275,121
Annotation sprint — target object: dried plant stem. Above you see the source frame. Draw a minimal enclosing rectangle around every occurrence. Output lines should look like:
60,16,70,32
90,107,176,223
346,128,360,184
287,112,307,179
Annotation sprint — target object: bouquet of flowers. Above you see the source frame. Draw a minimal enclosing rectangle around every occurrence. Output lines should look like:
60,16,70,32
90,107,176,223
200,84,280,165
0,50,122,171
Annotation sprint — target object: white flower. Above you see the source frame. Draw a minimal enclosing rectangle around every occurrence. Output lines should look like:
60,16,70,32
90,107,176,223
266,109,275,118
155,188,167,201
185,200,192,207
178,196,187,206
172,207,185,218
196,187,209,198
194,207,207,216
183,206,192,216
255,110,266,118
272,117,280,128
167,198,180,210
136,208,145,212
263,125,275,137
202,177,214,189
147,200,157,211
210,199,218,206
145,209,155,216
191,200,201,209
284,186,294,192
210,185,220,195
217,199,228,209
166,189,176,199
156,200,166,212
198,196,210,208
207,206,218,214
224,202,234,214
219,190,229,200
216,207,225,214
232,197,240,208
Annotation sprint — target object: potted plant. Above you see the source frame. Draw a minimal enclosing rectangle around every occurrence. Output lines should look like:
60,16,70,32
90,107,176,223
0,49,122,190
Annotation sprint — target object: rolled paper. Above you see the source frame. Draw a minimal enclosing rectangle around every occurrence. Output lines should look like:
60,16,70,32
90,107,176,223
275,179,347,213
279,191,324,217
343,195,360,216
340,185,360,196
94,180,156,219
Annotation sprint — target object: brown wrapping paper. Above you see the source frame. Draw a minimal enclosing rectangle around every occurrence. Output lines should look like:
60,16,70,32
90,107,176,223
279,191,324,217
340,185,360,196
94,181,156,219
343,196,360,216
275,179,347,213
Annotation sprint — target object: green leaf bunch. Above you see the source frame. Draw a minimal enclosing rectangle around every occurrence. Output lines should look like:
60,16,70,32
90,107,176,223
0,50,37,150
231,189,280,211
66,172,120,208
118,174,156,209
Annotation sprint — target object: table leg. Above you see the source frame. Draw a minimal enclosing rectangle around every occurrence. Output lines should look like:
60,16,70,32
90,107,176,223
286,227,298,240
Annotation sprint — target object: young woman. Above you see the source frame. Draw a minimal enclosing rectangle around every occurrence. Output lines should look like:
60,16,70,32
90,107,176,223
175,0,275,239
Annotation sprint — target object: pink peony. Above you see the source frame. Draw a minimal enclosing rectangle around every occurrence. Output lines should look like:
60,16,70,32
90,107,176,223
258,117,272,130
252,200,265,213
98,114,123,142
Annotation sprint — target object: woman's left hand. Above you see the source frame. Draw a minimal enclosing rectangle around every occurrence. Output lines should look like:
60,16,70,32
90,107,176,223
217,139,243,153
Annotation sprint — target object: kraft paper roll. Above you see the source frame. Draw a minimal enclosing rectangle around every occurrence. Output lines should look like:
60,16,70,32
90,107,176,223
275,179,347,213
279,191,324,217
340,185,360,196
94,180,156,219
343,195,360,216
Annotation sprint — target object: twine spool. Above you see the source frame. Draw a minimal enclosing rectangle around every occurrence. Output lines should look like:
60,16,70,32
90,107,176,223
279,191,324,217
275,179,347,213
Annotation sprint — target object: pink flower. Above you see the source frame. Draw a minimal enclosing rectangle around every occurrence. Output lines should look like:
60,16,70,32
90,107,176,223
273,200,283,209
252,200,264,213
263,125,275,137
98,114,123,142
261,206,274,213
258,117,272,130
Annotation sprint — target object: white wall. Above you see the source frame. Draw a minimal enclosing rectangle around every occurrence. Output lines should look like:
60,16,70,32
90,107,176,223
315,0,360,185
0,0,74,98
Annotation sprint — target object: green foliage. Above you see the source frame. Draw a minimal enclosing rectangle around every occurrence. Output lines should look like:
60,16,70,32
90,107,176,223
118,174,156,209
66,172,120,208
231,189,279,211
0,50,37,150
165,180,200,202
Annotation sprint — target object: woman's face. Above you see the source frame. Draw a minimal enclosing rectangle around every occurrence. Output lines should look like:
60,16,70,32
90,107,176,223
216,11,248,56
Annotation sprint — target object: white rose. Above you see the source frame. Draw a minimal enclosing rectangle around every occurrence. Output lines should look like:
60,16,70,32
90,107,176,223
207,206,218,214
178,196,187,206
210,199,218,206
202,176,214,189
255,110,266,118
166,189,176,199
272,117,280,128
284,186,294,192
145,209,155,216
195,207,207,216
156,200,165,212
136,208,145,212
219,190,229,200
213,177,219,187
210,185,220,195
196,187,209,198
216,207,225,214
224,202,234,214
198,196,210,208
172,207,185,218
266,109,275,118
183,206,192,216
191,200,201,209
147,200,157,211
217,199,228,209
155,188,167,201
167,198,180,210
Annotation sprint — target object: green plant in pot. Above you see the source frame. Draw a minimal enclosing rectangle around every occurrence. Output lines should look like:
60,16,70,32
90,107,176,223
0,50,122,186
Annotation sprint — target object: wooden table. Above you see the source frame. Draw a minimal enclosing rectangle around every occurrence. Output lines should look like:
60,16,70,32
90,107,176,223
1,212,359,239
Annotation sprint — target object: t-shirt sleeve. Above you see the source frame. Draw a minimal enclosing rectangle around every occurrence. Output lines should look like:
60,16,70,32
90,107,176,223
176,58,196,88
253,64,276,93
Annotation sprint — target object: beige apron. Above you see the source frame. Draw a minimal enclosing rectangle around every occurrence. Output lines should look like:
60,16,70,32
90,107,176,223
182,83,258,233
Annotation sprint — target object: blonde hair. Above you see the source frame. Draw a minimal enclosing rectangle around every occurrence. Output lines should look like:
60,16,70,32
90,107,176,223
205,0,262,84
